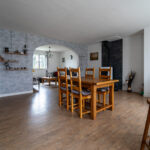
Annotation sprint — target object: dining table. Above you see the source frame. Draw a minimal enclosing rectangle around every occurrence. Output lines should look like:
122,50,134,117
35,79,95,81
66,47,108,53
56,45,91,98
41,77,58,86
79,77,119,120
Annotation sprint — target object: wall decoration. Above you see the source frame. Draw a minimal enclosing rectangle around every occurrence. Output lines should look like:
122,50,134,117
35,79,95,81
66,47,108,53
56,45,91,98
23,44,27,54
2,51,27,71
90,52,98,61
0,55,4,62
62,57,65,62
4,62,10,70
70,55,73,60
23,33,28,54
4,47,9,53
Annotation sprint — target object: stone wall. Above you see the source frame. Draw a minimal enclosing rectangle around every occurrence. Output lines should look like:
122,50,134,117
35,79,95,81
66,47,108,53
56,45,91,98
0,29,88,96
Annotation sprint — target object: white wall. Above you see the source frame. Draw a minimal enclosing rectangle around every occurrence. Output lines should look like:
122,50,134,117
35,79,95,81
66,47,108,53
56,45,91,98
33,50,47,77
123,31,144,93
144,27,150,97
48,52,60,73
59,50,79,68
87,43,102,78
33,51,60,77
33,49,79,77
87,33,144,93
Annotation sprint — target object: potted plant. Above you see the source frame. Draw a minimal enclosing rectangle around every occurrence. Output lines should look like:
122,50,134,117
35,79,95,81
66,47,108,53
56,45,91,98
126,71,136,92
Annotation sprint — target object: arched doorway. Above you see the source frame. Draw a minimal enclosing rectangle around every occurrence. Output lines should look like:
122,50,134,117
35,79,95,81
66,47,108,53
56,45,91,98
32,44,79,88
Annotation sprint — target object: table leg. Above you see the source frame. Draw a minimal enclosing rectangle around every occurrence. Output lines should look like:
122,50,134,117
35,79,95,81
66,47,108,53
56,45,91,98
140,105,150,150
59,89,62,107
38,80,40,90
91,85,97,120
109,83,114,111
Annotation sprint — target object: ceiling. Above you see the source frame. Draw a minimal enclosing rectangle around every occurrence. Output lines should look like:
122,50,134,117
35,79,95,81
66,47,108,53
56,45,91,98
36,45,70,52
0,0,150,44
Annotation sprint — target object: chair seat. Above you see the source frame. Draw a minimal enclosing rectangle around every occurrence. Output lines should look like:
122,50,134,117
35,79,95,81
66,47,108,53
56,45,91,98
71,89,91,96
60,86,71,92
97,87,109,92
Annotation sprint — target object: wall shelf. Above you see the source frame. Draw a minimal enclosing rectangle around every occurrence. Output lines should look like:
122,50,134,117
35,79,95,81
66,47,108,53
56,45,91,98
0,54,27,70
5,68,27,71
5,51,27,55
0,60,18,63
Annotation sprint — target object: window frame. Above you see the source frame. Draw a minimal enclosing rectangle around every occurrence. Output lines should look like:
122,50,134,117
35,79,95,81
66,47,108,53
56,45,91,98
33,54,47,69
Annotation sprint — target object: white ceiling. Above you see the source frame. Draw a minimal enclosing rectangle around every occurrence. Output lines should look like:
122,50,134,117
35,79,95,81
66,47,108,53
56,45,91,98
36,45,70,52
0,0,150,44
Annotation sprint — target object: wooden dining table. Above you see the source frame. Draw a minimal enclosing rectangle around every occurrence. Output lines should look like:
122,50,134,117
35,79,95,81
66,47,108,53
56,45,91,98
80,77,119,120
41,77,58,86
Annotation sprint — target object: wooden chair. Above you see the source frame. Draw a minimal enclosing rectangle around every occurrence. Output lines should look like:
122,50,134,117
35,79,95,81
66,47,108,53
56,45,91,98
99,67,111,80
85,67,95,79
57,67,70,111
97,67,111,107
70,67,91,119
141,99,150,150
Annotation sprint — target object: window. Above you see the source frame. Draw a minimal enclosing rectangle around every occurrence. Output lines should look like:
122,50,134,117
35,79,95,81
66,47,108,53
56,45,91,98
39,55,47,69
33,54,47,69
33,54,39,69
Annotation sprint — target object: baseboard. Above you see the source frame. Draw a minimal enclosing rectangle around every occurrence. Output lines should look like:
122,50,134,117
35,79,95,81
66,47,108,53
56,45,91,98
0,90,33,98
144,90,150,97
144,93,150,98
122,89,141,94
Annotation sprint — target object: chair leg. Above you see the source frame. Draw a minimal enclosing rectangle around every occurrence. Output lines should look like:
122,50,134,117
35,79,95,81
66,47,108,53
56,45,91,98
103,93,106,106
71,94,74,112
98,94,101,103
59,91,62,107
97,93,99,101
68,93,70,105
79,96,83,119
66,92,69,111
83,99,85,110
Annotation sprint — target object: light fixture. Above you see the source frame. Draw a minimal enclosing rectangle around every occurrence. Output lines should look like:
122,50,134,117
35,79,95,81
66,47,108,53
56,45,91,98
23,33,28,54
47,45,53,58
9,30,13,51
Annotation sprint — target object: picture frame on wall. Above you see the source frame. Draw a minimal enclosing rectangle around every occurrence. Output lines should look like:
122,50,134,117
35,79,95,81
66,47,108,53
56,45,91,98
90,52,98,61
62,57,65,62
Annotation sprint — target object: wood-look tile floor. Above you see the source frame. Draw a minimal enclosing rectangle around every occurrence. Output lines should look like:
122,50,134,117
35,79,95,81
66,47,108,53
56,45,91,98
0,85,148,150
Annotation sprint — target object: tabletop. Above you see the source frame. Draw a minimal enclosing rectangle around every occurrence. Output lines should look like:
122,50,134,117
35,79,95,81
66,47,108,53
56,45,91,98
42,77,57,79
81,77,119,85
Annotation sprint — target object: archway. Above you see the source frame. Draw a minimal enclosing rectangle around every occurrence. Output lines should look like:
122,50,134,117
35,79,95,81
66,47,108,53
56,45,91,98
32,44,79,88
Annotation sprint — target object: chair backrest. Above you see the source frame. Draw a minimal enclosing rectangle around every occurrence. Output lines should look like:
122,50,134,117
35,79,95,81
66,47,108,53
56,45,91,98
85,67,95,79
57,67,68,90
99,67,111,81
70,67,82,93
